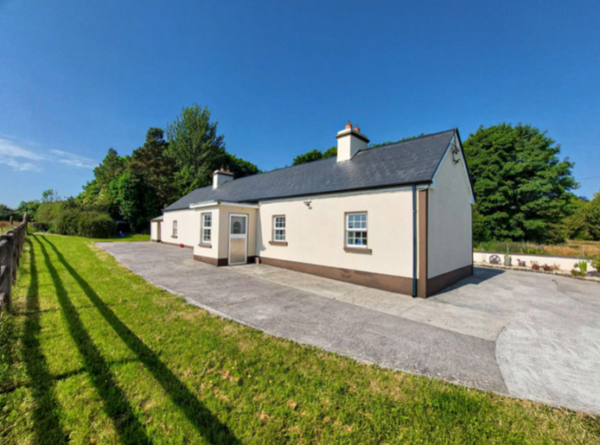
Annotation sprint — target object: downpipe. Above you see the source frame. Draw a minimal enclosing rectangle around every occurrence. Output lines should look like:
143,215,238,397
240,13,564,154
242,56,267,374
412,185,417,297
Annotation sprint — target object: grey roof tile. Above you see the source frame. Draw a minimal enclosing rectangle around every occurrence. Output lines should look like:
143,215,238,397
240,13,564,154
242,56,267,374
164,129,454,212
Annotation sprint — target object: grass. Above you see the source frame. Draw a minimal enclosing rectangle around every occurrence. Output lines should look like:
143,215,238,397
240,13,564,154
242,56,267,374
475,240,600,259
0,235,598,444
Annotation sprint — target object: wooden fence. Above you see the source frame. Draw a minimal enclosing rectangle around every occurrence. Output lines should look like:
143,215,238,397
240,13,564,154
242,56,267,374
0,215,28,316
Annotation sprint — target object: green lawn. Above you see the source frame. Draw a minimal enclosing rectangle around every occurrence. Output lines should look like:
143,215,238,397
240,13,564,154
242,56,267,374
1,236,598,444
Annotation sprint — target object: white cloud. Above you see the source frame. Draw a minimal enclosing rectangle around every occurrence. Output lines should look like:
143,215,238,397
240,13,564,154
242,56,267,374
50,149,97,169
0,138,98,172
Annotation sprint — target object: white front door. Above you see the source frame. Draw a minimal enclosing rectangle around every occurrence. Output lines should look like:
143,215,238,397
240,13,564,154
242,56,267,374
228,214,248,265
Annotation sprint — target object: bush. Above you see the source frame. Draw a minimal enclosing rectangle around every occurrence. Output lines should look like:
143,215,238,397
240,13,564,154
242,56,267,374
55,209,116,238
78,212,116,238
31,222,50,232
36,202,62,229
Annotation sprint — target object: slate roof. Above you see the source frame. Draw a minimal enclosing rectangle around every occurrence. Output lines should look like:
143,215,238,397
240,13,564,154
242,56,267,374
164,129,455,212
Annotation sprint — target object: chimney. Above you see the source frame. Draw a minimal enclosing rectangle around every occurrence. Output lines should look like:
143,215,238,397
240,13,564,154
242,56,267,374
336,120,370,162
213,167,234,189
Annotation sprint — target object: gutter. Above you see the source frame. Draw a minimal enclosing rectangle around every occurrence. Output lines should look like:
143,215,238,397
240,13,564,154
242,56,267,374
412,184,417,297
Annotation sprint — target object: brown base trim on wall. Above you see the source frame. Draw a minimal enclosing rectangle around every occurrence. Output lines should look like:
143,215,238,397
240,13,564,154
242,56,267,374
193,255,257,267
259,257,413,294
426,264,473,297
161,241,193,249
193,255,228,267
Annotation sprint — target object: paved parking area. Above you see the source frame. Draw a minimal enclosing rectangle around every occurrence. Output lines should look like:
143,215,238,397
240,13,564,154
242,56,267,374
97,241,600,414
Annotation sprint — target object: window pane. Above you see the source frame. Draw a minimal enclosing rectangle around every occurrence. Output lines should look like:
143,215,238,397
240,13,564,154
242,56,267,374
203,229,211,242
347,213,366,230
275,229,285,241
204,214,212,228
347,230,367,247
231,216,246,234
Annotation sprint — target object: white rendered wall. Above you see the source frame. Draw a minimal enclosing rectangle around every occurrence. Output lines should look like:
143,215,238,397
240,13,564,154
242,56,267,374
258,189,414,277
150,221,160,241
427,147,473,278
161,208,199,248
192,205,220,259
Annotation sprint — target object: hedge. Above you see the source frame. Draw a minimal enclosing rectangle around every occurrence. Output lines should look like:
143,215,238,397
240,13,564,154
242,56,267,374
55,209,116,238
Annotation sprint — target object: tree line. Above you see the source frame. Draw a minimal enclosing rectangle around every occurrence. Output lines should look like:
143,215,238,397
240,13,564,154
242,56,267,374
1,110,597,243
3,105,260,236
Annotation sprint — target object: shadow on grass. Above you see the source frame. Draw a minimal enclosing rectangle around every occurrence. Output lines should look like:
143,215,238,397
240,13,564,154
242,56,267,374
42,236,241,445
21,238,68,444
34,237,152,444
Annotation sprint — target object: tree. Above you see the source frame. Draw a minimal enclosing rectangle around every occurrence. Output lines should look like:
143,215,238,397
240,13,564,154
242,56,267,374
322,146,337,159
0,204,19,221
293,149,324,165
463,124,578,243
225,153,260,179
112,169,158,232
81,148,126,218
17,200,40,220
564,192,600,240
42,189,59,203
129,128,177,210
166,104,227,197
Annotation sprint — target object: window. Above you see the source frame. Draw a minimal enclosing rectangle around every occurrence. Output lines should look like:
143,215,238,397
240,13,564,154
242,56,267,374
172,220,178,237
346,213,367,248
273,215,286,242
202,213,212,243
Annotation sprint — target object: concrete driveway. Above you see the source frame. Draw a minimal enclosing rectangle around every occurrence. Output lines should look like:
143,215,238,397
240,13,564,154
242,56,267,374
97,242,600,414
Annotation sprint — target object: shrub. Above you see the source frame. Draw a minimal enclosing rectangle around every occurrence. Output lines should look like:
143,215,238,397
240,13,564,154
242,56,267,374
55,209,116,238
36,202,62,230
77,212,116,238
541,264,553,272
531,261,540,271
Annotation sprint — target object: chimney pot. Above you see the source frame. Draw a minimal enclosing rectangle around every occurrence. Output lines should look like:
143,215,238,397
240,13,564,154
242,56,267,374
353,123,360,133
345,119,352,129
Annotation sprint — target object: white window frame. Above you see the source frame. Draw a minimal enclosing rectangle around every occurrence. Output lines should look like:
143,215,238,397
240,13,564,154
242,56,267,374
345,212,368,248
273,215,286,242
173,220,178,237
202,213,212,244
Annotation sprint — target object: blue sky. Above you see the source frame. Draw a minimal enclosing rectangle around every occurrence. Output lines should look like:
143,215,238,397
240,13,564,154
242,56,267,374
1,0,599,208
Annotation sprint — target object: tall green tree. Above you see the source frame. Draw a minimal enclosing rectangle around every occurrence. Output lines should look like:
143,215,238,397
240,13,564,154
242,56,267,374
17,200,40,220
80,148,126,218
564,192,600,240
166,104,227,197
112,169,158,231
129,128,177,210
464,124,578,243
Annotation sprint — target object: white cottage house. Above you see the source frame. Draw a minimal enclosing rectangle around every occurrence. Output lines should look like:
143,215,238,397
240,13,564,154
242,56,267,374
151,122,475,297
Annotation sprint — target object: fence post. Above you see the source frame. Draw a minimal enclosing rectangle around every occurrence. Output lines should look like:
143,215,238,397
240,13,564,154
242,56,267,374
0,234,13,308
